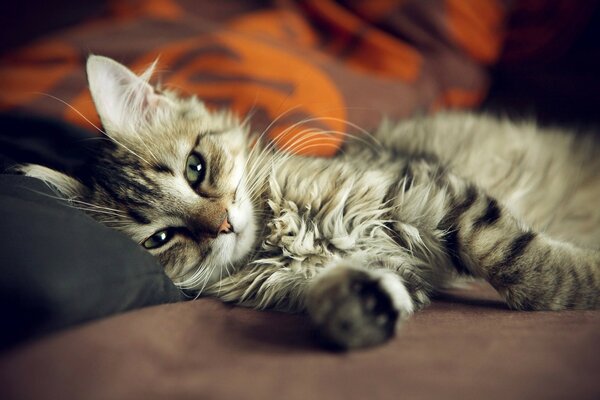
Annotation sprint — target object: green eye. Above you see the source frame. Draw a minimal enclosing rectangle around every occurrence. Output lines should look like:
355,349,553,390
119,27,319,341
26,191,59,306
142,229,173,249
185,153,206,186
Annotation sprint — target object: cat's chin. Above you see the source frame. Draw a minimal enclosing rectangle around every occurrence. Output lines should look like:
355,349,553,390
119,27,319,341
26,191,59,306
172,230,254,291
199,230,256,288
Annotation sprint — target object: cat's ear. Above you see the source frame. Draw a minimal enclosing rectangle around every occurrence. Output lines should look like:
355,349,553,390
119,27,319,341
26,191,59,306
86,55,166,133
18,164,87,199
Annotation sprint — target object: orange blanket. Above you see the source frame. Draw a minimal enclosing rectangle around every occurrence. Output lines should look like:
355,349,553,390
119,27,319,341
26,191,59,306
0,0,513,155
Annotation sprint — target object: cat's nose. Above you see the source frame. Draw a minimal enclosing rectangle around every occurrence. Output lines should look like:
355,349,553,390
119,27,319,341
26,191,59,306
218,216,234,235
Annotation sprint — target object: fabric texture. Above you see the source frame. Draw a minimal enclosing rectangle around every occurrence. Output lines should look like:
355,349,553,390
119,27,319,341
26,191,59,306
0,283,598,400
0,0,511,156
0,174,184,350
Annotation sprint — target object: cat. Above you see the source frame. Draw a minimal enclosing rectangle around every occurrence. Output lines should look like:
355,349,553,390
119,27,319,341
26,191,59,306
21,55,600,349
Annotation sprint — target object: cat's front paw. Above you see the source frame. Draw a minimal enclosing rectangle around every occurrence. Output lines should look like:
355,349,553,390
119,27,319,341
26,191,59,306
306,265,413,350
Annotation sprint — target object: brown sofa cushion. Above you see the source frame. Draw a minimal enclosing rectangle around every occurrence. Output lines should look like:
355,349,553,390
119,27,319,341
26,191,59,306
1,283,598,400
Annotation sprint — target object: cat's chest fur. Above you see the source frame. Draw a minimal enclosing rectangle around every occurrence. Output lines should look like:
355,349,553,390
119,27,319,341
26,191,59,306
253,153,404,269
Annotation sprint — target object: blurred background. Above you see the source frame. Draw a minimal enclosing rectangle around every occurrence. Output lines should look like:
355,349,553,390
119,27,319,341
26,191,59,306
1,0,599,157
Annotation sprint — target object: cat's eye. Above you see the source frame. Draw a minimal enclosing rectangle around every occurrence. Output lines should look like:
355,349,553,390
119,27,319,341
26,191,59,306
185,153,206,187
142,229,174,249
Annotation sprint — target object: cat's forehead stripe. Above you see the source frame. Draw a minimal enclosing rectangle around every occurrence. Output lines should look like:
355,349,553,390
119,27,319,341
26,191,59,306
94,160,162,209
209,151,225,186
128,208,151,225
152,163,174,175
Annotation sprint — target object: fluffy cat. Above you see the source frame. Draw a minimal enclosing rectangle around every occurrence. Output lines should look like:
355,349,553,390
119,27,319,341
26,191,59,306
21,55,600,349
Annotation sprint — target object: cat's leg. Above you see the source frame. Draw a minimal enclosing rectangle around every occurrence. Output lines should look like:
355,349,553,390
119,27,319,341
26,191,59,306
306,259,415,349
206,257,417,349
395,161,600,310
446,186,599,309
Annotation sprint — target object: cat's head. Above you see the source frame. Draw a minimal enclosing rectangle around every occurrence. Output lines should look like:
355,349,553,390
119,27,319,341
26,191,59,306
23,55,258,291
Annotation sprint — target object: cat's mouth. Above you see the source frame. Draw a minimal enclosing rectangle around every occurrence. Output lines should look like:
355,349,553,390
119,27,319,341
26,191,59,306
218,216,235,235
224,196,256,259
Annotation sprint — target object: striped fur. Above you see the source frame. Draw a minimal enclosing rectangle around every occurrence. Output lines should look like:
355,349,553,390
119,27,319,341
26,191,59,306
22,56,600,349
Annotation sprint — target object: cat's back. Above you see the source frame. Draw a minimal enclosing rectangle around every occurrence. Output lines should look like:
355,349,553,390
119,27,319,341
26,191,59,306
258,112,599,247
372,112,600,246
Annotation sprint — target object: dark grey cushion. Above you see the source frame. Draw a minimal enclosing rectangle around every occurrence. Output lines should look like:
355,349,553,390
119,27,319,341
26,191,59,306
0,175,184,349
0,115,184,350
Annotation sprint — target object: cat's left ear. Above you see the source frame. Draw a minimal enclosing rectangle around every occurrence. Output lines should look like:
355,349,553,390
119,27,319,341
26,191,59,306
86,55,166,134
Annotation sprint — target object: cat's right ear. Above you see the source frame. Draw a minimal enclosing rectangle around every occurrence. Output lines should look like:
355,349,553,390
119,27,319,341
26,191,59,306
86,55,166,135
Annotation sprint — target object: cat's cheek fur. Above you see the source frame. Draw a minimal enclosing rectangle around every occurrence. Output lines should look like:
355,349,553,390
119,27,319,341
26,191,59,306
182,209,256,289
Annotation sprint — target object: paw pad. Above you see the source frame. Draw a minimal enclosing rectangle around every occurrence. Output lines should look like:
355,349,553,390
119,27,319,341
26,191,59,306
310,270,400,349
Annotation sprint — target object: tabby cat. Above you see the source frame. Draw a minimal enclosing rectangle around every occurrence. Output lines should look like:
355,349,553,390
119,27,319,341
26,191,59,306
22,56,600,349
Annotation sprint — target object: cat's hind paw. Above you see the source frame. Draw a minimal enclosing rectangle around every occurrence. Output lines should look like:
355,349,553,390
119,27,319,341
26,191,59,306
307,265,413,350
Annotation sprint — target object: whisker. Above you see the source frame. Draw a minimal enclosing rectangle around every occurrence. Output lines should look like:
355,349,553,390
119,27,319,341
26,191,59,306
35,92,106,135
242,105,304,177
244,126,349,198
26,188,128,219
35,92,153,166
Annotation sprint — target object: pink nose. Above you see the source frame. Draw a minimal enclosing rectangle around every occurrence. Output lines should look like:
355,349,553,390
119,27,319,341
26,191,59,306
218,217,234,234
